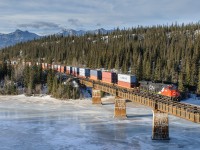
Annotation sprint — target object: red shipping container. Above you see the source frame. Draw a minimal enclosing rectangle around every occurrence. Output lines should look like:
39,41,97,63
79,75,85,78
42,63,45,69
61,66,65,73
102,78,112,83
74,73,78,77
90,75,98,81
102,72,117,84
118,81,135,88
66,70,70,74
57,65,61,72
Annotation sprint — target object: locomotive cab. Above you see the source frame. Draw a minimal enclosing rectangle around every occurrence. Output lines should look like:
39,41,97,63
158,85,181,101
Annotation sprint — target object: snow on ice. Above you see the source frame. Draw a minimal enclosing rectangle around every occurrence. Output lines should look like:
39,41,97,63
0,95,200,150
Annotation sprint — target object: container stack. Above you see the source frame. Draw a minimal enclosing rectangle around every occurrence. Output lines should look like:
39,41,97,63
72,67,79,76
57,65,61,72
79,68,90,78
48,64,51,69
42,63,45,69
102,71,117,84
44,63,48,69
90,70,102,80
60,65,66,73
118,74,137,88
66,66,72,74
52,64,58,70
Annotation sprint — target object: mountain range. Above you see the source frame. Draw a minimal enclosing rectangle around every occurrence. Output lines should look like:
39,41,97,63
0,29,40,49
0,28,111,49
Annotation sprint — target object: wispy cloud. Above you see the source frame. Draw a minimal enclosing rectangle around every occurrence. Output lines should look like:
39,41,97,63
0,0,200,34
68,19,82,27
17,22,61,29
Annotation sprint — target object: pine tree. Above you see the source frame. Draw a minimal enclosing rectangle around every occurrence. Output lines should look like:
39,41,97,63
47,69,53,94
178,72,185,92
197,68,200,95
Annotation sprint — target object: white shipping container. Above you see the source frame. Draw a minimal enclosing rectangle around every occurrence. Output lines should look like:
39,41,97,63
79,68,85,76
67,66,71,70
118,74,136,83
54,65,58,69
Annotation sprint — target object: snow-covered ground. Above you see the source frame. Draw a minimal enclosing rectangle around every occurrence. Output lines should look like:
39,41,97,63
181,94,200,106
182,98,200,106
0,95,200,150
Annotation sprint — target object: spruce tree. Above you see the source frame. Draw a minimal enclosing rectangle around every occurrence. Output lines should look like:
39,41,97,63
197,68,200,95
178,72,185,92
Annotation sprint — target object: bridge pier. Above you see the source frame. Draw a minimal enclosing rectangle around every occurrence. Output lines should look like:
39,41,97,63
92,89,102,104
114,97,127,118
152,110,169,140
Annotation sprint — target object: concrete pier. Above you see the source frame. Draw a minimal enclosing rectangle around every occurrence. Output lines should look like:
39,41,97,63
114,97,127,118
152,110,169,140
92,89,102,104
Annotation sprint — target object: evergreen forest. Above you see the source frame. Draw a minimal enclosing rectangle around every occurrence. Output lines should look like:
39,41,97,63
0,23,200,94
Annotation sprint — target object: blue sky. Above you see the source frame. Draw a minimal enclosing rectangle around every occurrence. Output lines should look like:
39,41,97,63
0,0,200,35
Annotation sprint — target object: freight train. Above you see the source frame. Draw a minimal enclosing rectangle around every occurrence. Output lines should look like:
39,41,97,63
39,62,180,101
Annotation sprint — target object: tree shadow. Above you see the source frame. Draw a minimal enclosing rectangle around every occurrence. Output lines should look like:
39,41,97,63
127,114,152,118
102,102,115,105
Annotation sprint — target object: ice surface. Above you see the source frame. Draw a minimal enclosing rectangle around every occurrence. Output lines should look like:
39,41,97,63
0,95,200,150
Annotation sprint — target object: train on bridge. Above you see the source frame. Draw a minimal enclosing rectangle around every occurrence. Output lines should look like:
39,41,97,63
37,62,181,101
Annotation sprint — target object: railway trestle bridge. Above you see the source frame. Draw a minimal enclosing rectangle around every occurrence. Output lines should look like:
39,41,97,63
77,78,200,140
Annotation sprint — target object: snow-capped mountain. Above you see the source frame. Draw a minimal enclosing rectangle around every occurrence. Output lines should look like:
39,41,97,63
57,29,86,36
57,28,111,36
0,28,112,49
0,29,40,49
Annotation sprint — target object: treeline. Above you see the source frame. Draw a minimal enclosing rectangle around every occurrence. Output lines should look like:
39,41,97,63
0,63,80,99
0,23,200,94
46,69,80,99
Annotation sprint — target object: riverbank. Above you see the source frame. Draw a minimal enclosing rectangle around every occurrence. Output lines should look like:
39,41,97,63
0,95,200,150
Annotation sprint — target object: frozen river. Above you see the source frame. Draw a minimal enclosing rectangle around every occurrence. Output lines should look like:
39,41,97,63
0,95,200,150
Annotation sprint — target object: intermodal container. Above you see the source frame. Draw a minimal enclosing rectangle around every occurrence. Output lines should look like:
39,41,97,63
79,68,90,78
44,63,48,69
52,64,58,70
102,71,117,84
118,74,137,88
60,65,66,73
57,65,61,72
48,64,51,69
72,67,79,76
26,62,31,66
42,63,45,69
66,66,72,74
90,70,102,80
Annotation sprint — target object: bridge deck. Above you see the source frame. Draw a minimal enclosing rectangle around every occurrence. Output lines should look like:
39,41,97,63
79,78,200,124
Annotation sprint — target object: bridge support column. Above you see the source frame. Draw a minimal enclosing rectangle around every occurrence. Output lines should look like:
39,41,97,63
152,110,169,140
92,89,102,104
114,97,127,118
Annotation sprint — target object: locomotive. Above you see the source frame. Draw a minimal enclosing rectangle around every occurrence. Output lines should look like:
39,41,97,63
139,81,181,101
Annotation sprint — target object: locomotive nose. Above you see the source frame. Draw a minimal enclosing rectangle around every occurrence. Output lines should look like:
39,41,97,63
172,90,180,97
